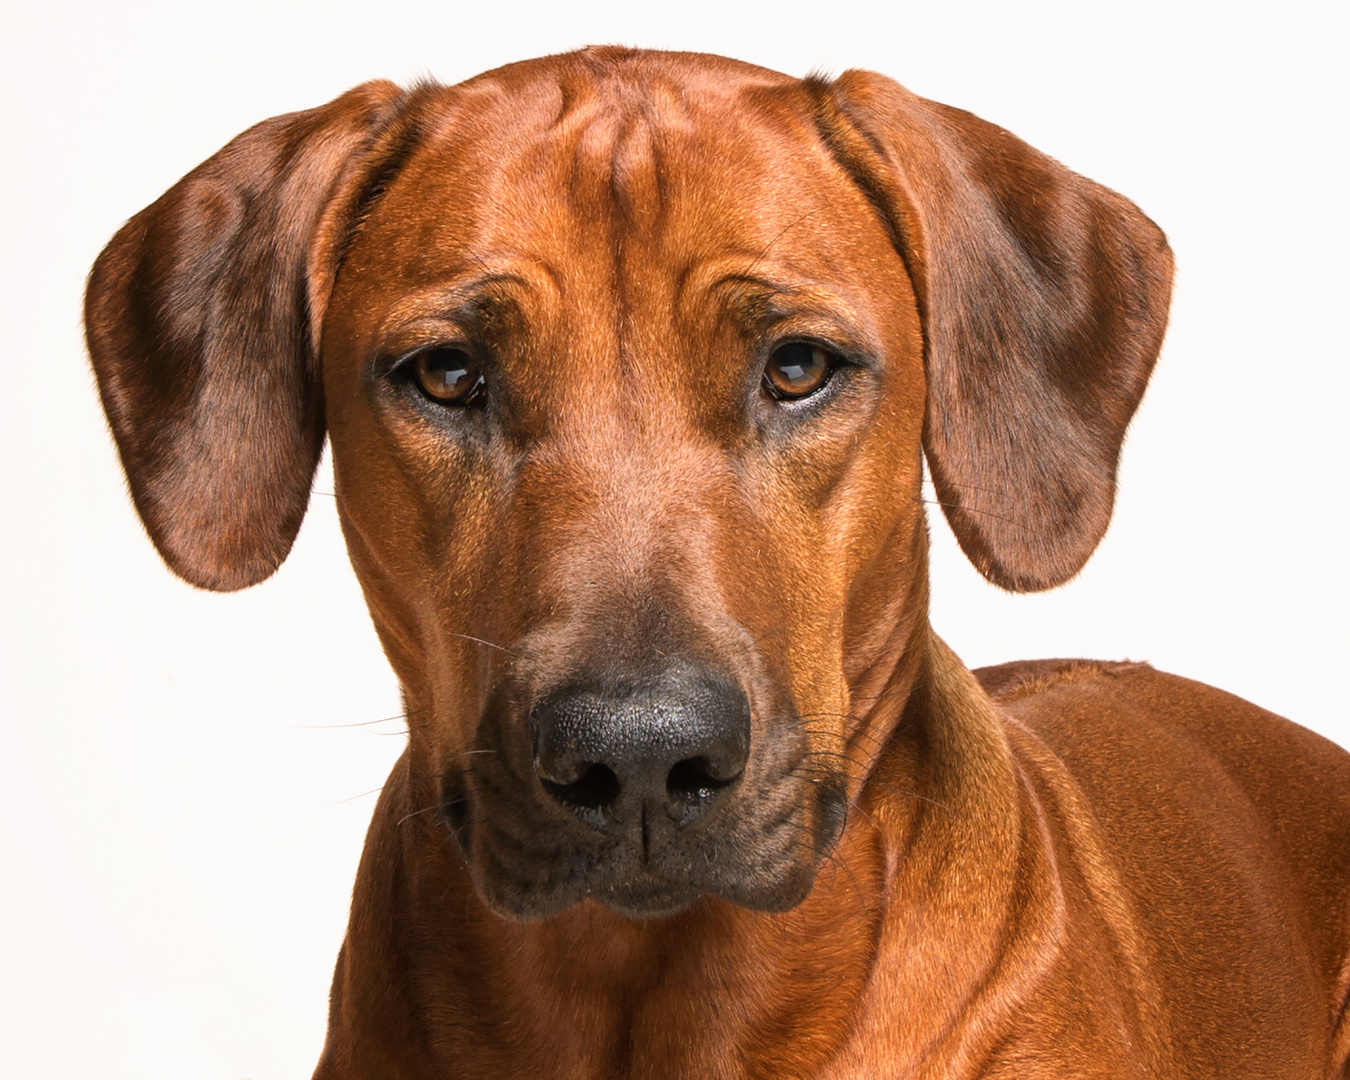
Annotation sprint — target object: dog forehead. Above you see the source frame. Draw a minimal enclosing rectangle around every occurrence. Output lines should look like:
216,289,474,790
351,54,891,294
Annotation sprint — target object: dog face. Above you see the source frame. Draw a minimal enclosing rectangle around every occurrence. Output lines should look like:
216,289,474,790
318,67,929,917
85,49,1172,920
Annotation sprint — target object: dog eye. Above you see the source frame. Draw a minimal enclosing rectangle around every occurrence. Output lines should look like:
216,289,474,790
409,346,484,406
763,342,837,401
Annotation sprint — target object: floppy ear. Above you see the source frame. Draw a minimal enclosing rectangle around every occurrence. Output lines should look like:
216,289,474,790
810,72,1174,591
85,81,404,591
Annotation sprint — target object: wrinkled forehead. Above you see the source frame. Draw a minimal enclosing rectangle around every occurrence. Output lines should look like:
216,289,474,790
348,62,899,296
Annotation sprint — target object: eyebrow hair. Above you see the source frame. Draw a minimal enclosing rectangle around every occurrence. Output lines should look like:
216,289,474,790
443,273,529,314
365,264,564,370
713,273,873,342
705,272,798,326
383,268,542,320
710,271,798,296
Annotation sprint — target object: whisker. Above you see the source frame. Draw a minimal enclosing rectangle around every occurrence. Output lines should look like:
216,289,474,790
791,750,951,812
397,803,443,827
448,632,519,657
918,498,1047,540
291,711,414,729
318,785,387,809
779,819,870,919
920,476,1015,499
743,210,820,279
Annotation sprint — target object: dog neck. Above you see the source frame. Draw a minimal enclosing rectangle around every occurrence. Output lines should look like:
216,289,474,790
316,626,1042,1079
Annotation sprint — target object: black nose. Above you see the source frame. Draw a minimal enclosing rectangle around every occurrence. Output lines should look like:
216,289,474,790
530,665,751,830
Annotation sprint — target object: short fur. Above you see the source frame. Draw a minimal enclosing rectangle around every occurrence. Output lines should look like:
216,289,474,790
86,48,1350,1079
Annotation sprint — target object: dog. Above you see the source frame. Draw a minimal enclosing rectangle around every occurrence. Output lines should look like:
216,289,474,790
85,47,1350,1079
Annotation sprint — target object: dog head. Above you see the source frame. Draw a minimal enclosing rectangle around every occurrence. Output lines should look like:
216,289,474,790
86,48,1171,919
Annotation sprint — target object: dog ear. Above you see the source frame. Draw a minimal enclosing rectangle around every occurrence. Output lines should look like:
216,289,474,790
810,72,1174,591
85,81,404,591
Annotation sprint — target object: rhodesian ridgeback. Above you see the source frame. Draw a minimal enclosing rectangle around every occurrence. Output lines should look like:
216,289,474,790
86,47,1350,1079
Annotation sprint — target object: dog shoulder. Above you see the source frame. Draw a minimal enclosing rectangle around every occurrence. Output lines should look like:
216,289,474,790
978,656,1350,1061
978,658,1350,794
978,657,1350,856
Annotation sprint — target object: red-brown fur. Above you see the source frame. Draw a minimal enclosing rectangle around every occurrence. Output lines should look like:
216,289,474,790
85,48,1350,1078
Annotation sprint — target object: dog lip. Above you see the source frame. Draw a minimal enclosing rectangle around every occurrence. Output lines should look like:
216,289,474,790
457,763,834,920
593,879,702,920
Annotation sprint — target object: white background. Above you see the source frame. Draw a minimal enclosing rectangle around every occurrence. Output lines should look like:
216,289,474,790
1,1,1345,1077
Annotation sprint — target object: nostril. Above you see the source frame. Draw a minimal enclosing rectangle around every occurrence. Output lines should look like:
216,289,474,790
666,756,740,803
542,762,621,811
530,665,751,827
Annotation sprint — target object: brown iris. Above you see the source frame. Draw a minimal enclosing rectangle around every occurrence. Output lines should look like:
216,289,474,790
763,342,835,400
411,346,482,405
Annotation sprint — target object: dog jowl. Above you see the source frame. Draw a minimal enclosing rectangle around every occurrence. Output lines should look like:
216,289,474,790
86,48,1350,1080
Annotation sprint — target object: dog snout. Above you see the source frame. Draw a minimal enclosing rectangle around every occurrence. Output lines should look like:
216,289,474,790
529,665,751,832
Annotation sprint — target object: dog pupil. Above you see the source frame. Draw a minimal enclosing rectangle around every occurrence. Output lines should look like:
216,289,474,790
419,348,477,402
771,343,827,396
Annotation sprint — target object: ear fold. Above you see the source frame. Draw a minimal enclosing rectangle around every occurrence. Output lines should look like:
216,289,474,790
85,80,403,591
810,72,1174,591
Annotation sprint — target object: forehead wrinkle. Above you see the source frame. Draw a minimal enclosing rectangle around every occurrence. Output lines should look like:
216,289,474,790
545,68,692,225
538,77,682,415
675,259,826,321
380,69,820,411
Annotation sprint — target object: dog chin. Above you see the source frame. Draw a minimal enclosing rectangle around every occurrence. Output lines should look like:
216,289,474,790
476,870,817,923
488,844,825,922
596,862,820,919
466,864,696,922
591,881,705,920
